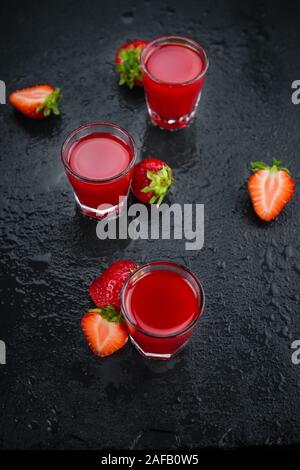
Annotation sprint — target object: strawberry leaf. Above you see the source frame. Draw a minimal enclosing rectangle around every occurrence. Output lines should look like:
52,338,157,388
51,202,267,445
141,165,174,207
116,45,143,89
251,159,291,174
36,87,62,117
251,161,269,171
89,305,123,323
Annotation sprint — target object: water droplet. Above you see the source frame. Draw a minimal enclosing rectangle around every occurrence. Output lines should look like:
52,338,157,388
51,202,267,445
284,244,294,260
121,11,134,24
293,263,300,275
165,7,176,15
270,282,279,297
217,260,226,270
29,253,52,269
264,246,274,272
28,420,40,430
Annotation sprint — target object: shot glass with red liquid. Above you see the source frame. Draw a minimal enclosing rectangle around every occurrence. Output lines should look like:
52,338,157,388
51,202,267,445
61,123,137,219
121,261,205,360
141,36,209,130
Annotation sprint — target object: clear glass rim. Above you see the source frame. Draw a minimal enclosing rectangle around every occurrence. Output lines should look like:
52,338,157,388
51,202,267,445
61,122,137,183
141,35,209,86
121,261,205,339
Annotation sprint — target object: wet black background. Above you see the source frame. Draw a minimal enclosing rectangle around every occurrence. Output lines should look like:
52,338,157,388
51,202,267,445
1,0,300,450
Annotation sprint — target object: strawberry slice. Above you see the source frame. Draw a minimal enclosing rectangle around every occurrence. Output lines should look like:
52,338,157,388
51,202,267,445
9,84,62,119
81,306,128,357
115,40,149,88
89,260,138,311
248,159,295,221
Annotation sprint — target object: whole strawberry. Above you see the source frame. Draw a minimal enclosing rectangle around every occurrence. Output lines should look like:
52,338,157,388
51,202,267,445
89,260,138,311
131,158,174,207
9,84,62,119
115,40,149,88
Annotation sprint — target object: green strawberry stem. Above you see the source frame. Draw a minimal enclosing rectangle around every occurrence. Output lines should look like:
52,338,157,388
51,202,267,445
89,305,123,323
36,88,62,117
116,46,143,89
251,158,290,174
141,165,174,207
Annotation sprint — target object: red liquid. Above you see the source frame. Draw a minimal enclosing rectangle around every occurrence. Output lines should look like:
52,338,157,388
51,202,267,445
123,265,203,357
146,45,203,84
143,43,207,129
65,132,134,217
69,133,131,180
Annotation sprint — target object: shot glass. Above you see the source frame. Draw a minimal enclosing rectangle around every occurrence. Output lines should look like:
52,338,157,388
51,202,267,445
141,36,209,130
121,261,205,359
61,123,137,219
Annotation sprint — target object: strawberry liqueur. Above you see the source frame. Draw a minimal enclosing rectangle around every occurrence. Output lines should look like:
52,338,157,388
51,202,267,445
121,261,205,359
68,133,131,181
62,123,136,219
141,36,209,130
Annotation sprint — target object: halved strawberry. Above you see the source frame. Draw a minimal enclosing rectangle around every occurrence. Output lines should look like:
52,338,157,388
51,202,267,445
9,84,62,119
81,306,128,357
115,40,149,88
248,159,295,222
89,260,138,311
131,158,174,207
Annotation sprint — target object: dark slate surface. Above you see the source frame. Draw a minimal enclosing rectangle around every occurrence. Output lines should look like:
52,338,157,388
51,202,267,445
1,0,300,450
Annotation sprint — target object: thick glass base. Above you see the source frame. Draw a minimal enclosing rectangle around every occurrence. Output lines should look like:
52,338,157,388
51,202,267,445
130,337,172,360
74,193,125,220
130,336,188,360
147,93,201,131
